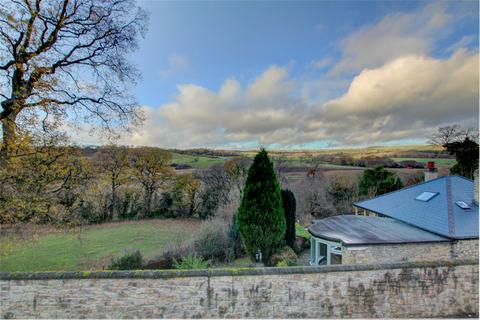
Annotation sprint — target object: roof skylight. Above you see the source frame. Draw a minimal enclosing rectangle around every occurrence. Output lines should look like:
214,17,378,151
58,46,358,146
455,201,471,209
415,191,438,202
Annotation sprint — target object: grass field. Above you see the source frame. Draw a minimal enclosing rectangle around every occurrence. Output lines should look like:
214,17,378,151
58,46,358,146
391,157,456,167
0,219,202,272
170,152,227,169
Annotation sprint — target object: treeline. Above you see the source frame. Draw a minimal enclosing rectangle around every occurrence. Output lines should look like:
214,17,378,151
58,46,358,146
0,144,250,226
168,148,240,157
305,154,432,168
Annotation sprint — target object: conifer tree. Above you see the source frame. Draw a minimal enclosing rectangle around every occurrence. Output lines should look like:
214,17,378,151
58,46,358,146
236,149,286,265
281,189,296,250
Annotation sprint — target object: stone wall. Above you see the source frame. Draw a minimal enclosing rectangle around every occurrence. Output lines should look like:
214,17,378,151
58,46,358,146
342,242,452,265
455,239,479,260
342,240,479,265
1,260,478,318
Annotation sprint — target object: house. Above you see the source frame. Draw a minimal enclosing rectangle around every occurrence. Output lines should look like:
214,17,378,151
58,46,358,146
308,166,479,266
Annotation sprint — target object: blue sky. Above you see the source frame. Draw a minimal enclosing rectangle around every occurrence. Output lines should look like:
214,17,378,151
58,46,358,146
108,0,479,149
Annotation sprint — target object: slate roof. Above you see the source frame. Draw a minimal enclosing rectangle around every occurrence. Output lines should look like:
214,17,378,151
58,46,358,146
354,176,479,239
308,215,449,245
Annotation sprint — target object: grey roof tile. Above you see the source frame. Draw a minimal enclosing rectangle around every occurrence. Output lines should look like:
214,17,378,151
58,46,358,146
354,176,479,239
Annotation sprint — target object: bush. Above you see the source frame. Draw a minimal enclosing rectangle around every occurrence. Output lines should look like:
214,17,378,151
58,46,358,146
150,192,177,218
118,191,143,220
109,250,143,270
144,242,195,270
198,187,219,219
237,149,286,265
295,223,310,239
276,258,297,267
271,246,298,267
173,255,209,269
193,220,232,263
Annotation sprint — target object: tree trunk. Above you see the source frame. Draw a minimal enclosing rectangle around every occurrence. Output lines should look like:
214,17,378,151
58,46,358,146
1,112,18,161
142,189,153,218
111,178,118,221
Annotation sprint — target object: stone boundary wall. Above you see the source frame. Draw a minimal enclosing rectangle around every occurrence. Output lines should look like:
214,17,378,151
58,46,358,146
1,260,478,318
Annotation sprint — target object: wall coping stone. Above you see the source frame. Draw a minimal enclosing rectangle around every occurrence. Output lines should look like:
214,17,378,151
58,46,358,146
0,259,477,281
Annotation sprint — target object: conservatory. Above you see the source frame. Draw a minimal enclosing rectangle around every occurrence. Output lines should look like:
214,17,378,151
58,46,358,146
308,215,449,266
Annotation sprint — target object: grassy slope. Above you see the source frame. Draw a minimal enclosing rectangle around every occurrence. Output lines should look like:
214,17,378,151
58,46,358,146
170,152,226,169
0,219,201,272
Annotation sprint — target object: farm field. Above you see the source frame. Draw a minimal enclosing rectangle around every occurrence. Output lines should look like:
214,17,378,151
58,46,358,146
0,219,202,272
171,152,227,169
238,144,445,158
391,157,456,167
169,145,454,170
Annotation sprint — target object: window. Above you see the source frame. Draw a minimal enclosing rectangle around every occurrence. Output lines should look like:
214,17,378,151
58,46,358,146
455,201,471,209
415,191,438,202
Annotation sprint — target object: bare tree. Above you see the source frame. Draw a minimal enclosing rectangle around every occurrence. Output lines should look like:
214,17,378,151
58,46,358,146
199,164,232,206
272,155,290,188
430,125,479,146
0,0,147,159
224,157,250,199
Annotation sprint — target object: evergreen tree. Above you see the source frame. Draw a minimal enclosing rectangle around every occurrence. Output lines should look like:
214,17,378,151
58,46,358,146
281,189,296,250
445,138,479,179
359,166,403,196
236,149,286,265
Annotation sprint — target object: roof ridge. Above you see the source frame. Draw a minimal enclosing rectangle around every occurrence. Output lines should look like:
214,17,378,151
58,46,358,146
446,176,455,237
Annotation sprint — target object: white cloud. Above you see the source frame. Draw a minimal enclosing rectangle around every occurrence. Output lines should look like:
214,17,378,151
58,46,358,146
119,49,478,148
330,3,453,75
313,50,479,144
110,3,479,149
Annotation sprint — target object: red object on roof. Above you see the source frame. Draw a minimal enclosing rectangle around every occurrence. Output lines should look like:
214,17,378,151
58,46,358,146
427,161,435,169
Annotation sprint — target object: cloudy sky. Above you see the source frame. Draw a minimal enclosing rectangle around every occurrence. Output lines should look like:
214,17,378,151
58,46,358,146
86,0,479,149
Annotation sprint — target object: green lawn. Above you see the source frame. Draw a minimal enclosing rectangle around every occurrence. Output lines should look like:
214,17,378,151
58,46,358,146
392,157,456,167
0,219,201,272
170,152,227,169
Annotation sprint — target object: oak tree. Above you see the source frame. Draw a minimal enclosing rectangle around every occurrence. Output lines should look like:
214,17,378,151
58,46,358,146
0,0,147,159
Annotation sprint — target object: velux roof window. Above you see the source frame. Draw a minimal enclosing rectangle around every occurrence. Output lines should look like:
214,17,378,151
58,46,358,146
415,191,438,202
455,201,471,209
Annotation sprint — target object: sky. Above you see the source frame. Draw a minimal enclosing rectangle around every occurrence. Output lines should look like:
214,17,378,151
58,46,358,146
85,0,479,150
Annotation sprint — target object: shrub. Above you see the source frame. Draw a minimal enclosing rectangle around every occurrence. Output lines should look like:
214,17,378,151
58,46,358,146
109,250,143,270
144,242,195,270
237,149,286,265
173,255,209,269
281,189,296,250
276,258,297,267
193,220,232,263
150,192,177,218
271,246,298,267
198,188,219,219
295,223,310,239
118,191,142,220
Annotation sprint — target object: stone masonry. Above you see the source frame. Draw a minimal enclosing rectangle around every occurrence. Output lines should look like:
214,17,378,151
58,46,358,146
342,240,478,265
0,260,478,318
454,239,479,260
